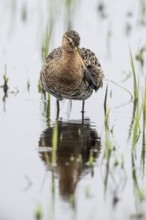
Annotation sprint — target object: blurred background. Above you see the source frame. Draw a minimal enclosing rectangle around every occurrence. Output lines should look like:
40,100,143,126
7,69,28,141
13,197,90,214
0,0,146,220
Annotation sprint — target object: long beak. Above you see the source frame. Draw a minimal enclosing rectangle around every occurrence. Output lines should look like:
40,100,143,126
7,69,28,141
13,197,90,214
74,47,87,71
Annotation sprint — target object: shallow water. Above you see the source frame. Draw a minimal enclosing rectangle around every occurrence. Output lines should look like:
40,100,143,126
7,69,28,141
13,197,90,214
0,0,146,219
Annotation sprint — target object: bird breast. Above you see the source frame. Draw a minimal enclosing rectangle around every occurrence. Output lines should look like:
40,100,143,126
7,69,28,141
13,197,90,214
57,52,83,83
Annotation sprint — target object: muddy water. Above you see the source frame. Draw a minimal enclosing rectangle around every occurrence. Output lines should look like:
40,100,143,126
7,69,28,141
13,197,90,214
0,0,146,220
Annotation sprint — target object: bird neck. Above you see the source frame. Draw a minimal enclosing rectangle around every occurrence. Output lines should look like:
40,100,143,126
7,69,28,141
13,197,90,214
59,47,82,81
62,47,74,57
61,48,78,65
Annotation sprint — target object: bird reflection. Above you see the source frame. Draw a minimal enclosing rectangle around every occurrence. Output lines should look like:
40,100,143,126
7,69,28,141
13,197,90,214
38,119,101,199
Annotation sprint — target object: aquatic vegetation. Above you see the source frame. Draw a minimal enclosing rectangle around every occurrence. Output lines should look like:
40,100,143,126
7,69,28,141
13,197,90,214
130,49,139,101
132,153,145,215
139,0,146,25
42,25,52,62
102,85,127,198
51,120,58,167
38,79,42,93
42,93,51,127
64,0,74,30
88,149,94,175
2,65,9,94
129,51,146,153
125,22,132,36
142,82,146,142
129,50,141,141
103,85,114,191
0,66,9,110
97,2,107,18
122,71,131,83
141,83,146,171
103,128,113,192
21,2,27,22
1,0,146,219
3,73,9,92
88,149,94,167
131,102,144,155
27,80,30,92
10,0,17,15
34,204,43,220
135,45,146,68
104,85,108,118
106,80,133,100
131,100,142,151
51,168,56,195
105,23,112,57
46,94,51,127
130,212,144,220
84,186,93,199
38,79,46,98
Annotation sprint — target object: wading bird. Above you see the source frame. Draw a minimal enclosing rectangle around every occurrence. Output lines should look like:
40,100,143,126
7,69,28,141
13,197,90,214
40,30,104,116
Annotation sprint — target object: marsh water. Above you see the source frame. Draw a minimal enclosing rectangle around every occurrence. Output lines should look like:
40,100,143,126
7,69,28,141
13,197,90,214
0,0,146,219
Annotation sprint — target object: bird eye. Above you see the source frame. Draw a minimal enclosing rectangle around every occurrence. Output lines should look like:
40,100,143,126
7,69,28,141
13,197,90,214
66,37,74,47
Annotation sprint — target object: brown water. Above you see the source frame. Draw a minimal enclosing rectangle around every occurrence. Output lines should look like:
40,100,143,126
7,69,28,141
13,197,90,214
0,0,146,219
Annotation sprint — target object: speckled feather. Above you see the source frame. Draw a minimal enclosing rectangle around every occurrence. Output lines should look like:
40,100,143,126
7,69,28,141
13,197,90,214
40,30,104,100
79,48,104,89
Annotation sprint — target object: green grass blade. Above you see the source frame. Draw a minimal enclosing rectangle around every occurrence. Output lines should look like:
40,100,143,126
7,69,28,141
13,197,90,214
129,49,138,100
51,121,58,166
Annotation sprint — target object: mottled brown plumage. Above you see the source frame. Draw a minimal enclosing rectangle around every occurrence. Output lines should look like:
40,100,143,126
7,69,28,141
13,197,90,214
40,30,104,113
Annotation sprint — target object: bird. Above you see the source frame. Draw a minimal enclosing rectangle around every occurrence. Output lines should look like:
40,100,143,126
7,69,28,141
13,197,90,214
40,30,104,116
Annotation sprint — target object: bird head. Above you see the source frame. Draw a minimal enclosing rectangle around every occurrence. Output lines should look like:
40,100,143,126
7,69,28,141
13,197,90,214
62,30,80,52
62,30,87,70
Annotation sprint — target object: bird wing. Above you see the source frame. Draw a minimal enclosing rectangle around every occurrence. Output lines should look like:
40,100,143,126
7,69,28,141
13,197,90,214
79,48,104,90
40,47,62,95
46,47,62,63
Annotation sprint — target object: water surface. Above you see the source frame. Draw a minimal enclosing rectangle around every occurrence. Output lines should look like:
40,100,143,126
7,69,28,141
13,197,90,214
0,0,146,219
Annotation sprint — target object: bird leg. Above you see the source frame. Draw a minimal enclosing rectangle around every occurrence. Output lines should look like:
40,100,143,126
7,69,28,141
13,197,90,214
57,99,60,119
81,100,85,123
81,100,85,113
